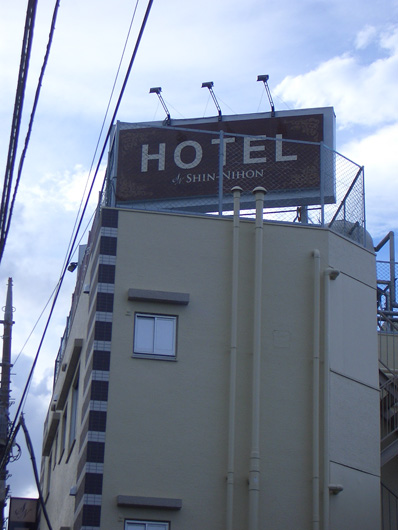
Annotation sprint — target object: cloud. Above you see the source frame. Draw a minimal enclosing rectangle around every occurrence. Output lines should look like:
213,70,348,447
274,25,398,128
341,122,398,239
355,25,378,49
17,164,104,213
6,368,50,499
2,0,398,506
0,162,103,384
267,22,398,242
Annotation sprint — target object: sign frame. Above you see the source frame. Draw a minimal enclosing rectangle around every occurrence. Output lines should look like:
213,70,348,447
106,107,336,213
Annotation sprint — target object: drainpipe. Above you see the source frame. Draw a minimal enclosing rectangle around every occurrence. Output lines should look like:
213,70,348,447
226,186,242,530
312,251,321,530
249,187,267,530
323,267,340,530
389,233,395,307
374,231,396,310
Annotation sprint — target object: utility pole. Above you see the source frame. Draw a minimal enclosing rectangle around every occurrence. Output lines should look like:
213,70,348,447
0,278,14,528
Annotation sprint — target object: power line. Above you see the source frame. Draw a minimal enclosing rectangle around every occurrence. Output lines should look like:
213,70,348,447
20,416,53,530
1,0,61,266
0,0,155,475
5,0,140,395
12,281,59,368
60,0,140,275
0,278,14,527
0,0,38,264
12,0,141,370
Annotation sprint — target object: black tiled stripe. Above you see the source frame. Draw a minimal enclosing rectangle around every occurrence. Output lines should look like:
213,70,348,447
99,236,117,256
96,292,114,312
98,264,116,284
86,441,105,463
92,351,111,371
85,473,103,494
88,411,107,432
101,208,118,228
94,321,112,342
74,209,118,530
82,505,101,527
90,380,109,401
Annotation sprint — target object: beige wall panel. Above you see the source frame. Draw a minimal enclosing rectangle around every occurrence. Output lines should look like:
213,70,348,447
330,372,380,475
327,230,376,287
329,461,381,530
381,457,398,496
42,263,90,530
328,272,378,387
41,209,381,530
103,212,232,529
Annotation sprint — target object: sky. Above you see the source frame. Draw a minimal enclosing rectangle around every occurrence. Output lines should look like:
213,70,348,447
0,0,397,504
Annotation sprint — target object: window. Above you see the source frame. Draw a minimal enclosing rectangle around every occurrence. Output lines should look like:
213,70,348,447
53,432,58,469
69,374,79,449
60,405,67,459
125,521,169,530
134,314,177,358
46,451,52,497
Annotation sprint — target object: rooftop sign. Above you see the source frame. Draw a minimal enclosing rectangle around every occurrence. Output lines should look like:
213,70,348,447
112,108,335,209
8,497,38,529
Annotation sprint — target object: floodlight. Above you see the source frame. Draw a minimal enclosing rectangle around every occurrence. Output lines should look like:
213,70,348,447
257,74,275,116
67,262,78,272
149,86,171,125
201,81,222,120
149,87,162,95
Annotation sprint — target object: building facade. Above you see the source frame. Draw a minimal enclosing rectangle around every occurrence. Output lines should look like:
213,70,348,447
39,194,381,530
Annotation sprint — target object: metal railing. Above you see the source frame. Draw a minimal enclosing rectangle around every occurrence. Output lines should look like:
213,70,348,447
378,259,398,528
378,308,398,452
380,358,398,445
378,261,398,327
382,482,398,530
376,233,397,331
103,125,366,248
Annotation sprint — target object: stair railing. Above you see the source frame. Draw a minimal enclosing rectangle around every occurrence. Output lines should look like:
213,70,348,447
381,482,398,530
380,358,398,444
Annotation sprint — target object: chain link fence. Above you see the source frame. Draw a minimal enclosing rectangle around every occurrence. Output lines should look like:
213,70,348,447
377,260,398,327
103,124,366,247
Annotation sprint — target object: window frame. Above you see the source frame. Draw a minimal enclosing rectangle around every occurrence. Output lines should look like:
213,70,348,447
68,372,79,450
46,450,52,499
125,521,169,530
53,432,58,469
133,313,177,360
59,405,67,462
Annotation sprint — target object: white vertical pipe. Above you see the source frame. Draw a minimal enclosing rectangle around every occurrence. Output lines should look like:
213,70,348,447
227,186,242,530
389,232,396,306
218,130,224,216
323,267,339,530
249,187,266,530
312,251,321,530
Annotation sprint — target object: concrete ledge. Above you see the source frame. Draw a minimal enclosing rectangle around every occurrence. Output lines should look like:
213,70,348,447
128,288,189,305
117,495,182,510
42,412,61,457
56,338,83,411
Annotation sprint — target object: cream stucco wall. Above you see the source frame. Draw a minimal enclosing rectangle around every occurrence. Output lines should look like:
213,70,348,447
40,207,381,530
100,209,380,530
40,240,95,530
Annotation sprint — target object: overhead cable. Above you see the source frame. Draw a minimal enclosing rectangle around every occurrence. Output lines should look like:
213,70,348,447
11,0,138,368
1,0,155,474
0,0,38,264
60,0,140,274
0,0,61,265
20,416,53,530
